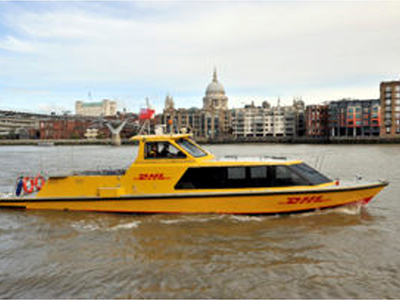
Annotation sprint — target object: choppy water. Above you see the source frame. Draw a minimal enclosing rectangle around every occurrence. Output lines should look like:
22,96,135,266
0,144,399,298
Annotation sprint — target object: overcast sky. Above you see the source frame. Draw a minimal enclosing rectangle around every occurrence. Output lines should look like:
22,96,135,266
0,1,399,114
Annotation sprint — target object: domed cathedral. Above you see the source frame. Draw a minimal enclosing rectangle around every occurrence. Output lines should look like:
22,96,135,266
203,69,229,111
201,69,232,139
161,69,233,140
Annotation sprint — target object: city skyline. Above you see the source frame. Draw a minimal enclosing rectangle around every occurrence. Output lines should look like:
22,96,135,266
1,1,400,114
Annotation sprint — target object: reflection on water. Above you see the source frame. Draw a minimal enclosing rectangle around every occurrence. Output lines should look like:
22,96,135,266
0,144,400,298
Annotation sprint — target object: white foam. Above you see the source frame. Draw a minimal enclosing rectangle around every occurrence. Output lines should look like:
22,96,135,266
70,222,100,232
110,221,141,230
229,215,265,222
290,203,363,218
329,203,363,215
160,215,224,225
160,219,184,225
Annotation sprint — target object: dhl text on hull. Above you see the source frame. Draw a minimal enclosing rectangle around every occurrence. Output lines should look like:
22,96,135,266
0,134,388,214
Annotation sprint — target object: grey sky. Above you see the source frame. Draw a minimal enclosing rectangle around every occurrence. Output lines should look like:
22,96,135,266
0,1,399,113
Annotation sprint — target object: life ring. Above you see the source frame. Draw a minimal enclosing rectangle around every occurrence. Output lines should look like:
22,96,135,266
34,175,45,191
22,177,34,194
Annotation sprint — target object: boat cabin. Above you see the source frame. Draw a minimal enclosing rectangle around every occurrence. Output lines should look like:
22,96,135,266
131,134,215,163
130,134,333,190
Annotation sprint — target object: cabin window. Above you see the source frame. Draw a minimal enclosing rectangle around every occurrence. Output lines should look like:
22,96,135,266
250,166,268,179
145,142,186,159
175,164,330,190
175,138,207,157
227,167,246,180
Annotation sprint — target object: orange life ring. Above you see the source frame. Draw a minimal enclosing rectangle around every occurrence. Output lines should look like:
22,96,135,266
34,175,45,191
22,177,34,194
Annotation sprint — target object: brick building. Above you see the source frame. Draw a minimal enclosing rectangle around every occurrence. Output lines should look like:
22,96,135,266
39,117,94,139
380,79,400,138
328,99,380,137
305,104,329,137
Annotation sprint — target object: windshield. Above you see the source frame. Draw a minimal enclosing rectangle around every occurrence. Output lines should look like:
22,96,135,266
288,163,331,185
176,138,207,157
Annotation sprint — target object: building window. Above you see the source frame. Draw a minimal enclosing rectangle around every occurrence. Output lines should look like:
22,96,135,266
386,127,391,133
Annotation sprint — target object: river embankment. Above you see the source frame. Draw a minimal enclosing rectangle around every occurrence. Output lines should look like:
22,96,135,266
1,136,400,146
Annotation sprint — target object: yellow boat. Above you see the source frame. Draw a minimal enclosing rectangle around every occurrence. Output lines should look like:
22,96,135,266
0,134,388,214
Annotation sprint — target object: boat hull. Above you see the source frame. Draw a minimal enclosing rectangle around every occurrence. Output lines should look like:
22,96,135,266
0,181,388,215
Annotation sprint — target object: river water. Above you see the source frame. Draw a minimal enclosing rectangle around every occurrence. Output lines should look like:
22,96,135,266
0,144,399,298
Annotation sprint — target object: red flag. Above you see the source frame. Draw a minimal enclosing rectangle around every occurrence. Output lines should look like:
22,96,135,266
139,108,155,120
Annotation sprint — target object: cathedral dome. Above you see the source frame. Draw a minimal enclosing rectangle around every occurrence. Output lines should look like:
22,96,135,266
206,70,225,95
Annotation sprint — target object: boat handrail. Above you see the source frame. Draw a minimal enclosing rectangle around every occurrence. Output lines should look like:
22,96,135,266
218,155,288,162
74,169,126,176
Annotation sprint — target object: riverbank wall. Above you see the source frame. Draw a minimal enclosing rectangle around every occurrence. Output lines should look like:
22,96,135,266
195,136,400,144
1,136,400,146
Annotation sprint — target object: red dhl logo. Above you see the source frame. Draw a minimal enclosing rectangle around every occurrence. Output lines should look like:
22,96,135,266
280,195,331,205
134,173,171,180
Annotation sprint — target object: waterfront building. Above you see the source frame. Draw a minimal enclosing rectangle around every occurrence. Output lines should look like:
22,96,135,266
305,104,329,137
380,80,400,137
293,98,306,137
231,99,305,138
328,99,380,137
75,99,117,116
231,102,272,137
162,104,206,137
39,113,140,140
0,110,45,139
39,117,94,140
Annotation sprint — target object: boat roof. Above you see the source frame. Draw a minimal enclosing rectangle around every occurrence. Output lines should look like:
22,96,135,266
130,133,192,142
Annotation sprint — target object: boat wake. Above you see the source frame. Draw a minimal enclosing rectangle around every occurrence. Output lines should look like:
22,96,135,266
290,202,364,218
70,221,101,232
70,220,142,232
110,221,141,230
229,215,268,222
327,202,364,215
159,214,275,225
160,215,226,225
